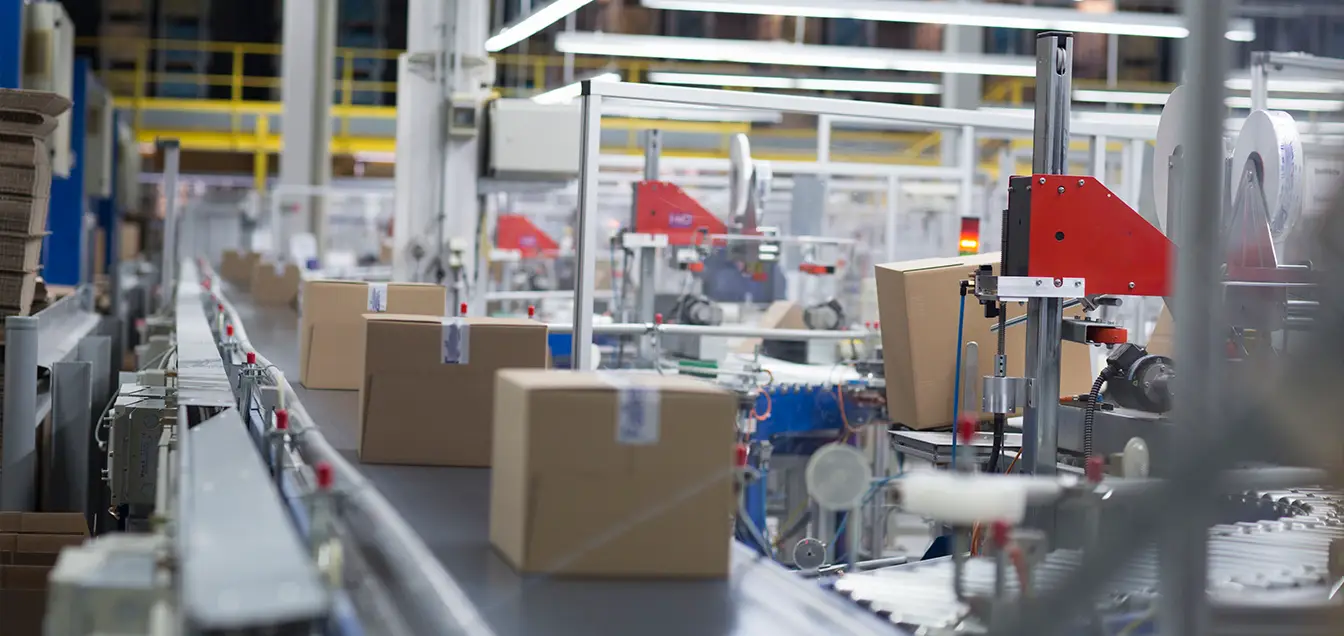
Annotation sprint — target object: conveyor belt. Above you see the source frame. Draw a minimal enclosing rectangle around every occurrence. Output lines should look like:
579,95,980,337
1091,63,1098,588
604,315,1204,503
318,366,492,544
226,293,900,636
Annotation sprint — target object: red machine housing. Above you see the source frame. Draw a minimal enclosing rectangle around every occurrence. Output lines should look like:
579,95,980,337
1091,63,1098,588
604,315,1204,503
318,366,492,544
633,181,728,246
1006,175,1174,297
496,214,560,258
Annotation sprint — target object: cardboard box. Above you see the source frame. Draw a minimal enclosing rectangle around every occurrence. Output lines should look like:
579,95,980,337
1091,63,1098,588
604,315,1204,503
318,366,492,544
16,513,85,535
0,534,14,564
875,253,1094,430
1,565,48,590
0,589,46,635
219,249,260,288
299,280,446,390
358,315,548,466
0,233,43,271
0,270,38,314
490,370,736,578
251,261,301,305
734,300,806,354
1147,306,1173,357
119,223,140,261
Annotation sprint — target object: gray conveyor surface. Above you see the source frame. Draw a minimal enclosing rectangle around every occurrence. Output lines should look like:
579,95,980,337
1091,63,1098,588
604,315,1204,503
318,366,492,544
227,293,901,636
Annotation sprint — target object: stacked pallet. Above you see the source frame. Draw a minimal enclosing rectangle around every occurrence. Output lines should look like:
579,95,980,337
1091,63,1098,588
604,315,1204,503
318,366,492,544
0,89,71,321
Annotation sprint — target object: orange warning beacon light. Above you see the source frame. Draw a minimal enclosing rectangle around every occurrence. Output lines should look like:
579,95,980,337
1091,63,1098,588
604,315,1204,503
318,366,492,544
958,217,981,256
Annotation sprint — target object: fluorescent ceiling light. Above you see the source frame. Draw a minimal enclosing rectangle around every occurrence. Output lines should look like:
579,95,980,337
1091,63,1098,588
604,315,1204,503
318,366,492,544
556,33,1035,77
1074,89,1344,112
638,0,1254,41
980,106,1161,129
486,0,593,52
532,72,620,104
1225,76,1344,94
647,71,943,95
604,102,783,124
1225,96,1344,112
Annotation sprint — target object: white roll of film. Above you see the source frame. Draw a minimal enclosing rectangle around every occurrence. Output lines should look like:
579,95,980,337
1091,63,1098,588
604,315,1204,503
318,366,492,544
896,472,1065,525
1230,109,1306,244
1153,85,1187,236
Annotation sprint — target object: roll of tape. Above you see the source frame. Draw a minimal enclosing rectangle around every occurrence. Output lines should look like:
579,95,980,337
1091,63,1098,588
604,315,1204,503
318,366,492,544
1230,109,1305,244
1153,85,1187,236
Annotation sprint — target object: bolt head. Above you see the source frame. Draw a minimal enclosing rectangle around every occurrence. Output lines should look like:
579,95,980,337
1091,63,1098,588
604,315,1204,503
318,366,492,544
1039,177,1047,185
1057,186,1065,194
1074,281,1082,287
1035,280,1043,286
1078,179,1085,187
1128,282,1136,289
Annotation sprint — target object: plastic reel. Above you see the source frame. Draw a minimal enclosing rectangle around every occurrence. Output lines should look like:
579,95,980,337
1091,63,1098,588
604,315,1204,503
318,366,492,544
805,443,873,510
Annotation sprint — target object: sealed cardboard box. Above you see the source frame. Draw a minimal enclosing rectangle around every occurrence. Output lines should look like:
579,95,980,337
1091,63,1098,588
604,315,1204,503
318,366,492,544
875,253,1093,430
219,249,259,288
251,261,301,305
0,512,84,636
300,280,445,390
358,315,548,466
490,370,736,578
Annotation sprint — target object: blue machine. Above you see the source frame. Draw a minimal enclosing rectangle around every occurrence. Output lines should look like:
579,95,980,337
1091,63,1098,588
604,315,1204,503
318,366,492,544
743,381,879,551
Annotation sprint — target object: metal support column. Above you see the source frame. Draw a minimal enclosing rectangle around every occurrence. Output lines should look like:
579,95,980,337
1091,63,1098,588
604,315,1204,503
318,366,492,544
1160,0,1229,631
885,176,899,262
1022,31,1073,478
159,140,180,311
634,131,661,359
49,359,92,515
2,317,39,510
572,87,603,371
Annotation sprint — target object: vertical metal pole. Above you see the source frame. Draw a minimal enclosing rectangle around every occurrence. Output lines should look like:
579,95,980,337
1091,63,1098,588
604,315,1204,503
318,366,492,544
635,131,661,359
1092,135,1108,180
864,421,889,559
1127,138,1146,209
885,176,899,262
1022,32,1073,479
562,13,576,83
572,86,603,371
2,317,39,510
1250,51,1268,111
958,125,975,224
817,116,832,164
159,140,181,311
1161,0,1227,632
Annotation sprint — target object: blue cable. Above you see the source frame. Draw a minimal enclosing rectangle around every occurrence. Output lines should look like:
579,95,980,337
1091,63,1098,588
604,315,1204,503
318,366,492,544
833,475,904,563
950,284,969,469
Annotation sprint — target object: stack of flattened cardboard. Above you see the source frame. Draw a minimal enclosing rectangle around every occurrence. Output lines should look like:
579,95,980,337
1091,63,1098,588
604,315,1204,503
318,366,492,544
0,90,70,320
0,512,89,635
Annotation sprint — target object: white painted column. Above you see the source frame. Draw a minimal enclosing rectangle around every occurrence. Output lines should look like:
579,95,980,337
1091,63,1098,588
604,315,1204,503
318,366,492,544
940,8,982,165
280,0,336,259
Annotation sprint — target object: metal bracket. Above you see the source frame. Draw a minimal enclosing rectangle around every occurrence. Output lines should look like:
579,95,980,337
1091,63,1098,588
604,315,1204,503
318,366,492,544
1061,318,1128,345
996,276,1085,300
623,233,670,249
983,376,1033,414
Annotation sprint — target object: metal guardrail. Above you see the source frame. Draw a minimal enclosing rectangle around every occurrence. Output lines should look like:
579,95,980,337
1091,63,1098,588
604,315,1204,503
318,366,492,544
194,260,496,636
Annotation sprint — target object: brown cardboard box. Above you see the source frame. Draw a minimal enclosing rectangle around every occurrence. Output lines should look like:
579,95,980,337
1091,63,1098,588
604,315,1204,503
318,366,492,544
875,253,1094,430
1147,306,1173,357
0,512,18,532
17,513,86,535
119,223,140,261
300,280,446,390
251,261,301,305
219,249,259,288
14,534,84,567
0,589,46,635
0,534,14,564
358,315,548,466
1,565,48,589
734,301,805,354
490,370,736,578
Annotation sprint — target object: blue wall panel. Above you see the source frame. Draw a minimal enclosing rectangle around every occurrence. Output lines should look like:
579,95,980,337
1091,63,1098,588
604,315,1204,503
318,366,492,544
45,58,88,286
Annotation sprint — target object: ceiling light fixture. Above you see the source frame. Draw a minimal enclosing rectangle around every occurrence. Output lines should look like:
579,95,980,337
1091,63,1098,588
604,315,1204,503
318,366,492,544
637,0,1254,41
556,33,1035,77
647,71,944,95
486,0,594,52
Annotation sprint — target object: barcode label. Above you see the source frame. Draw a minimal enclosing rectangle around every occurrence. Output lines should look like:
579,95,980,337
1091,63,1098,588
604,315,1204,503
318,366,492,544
441,318,471,364
600,373,660,445
367,283,388,311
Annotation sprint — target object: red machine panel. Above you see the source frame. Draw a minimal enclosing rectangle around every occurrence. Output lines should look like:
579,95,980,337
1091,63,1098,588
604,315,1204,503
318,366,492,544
496,214,560,257
634,181,728,246
1027,175,1174,297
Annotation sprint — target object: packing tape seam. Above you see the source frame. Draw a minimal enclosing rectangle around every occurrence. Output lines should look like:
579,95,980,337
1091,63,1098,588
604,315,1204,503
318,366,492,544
597,372,661,446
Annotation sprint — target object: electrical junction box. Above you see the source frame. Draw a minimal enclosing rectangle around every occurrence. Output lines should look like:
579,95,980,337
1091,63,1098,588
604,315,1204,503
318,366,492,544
487,99,581,179
448,94,482,139
22,1,74,178
106,383,169,512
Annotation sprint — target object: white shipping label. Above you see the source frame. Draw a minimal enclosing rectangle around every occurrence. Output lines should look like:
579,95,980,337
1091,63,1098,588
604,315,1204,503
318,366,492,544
273,260,286,276
367,283,388,312
441,318,471,364
599,373,661,445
